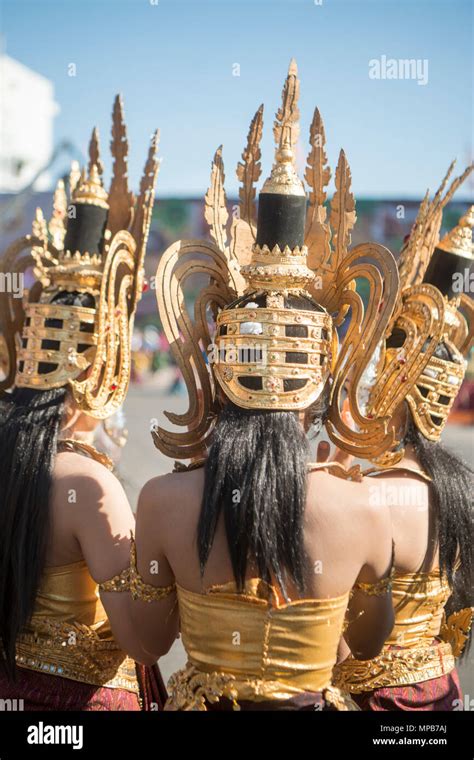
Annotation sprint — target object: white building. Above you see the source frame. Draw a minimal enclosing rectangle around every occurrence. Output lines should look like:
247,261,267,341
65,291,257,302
0,54,59,192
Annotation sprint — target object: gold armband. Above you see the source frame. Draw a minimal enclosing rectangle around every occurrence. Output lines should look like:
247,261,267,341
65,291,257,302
99,537,176,602
352,541,395,597
353,572,393,596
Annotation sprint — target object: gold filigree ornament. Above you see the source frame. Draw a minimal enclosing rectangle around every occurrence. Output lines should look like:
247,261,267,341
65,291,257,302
99,535,176,602
364,164,474,466
165,664,240,711
0,95,160,419
153,60,400,461
333,641,455,693
439,606,474,658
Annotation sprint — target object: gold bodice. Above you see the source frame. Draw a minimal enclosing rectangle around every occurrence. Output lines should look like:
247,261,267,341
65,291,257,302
15,560,138,693
33,560,108,625
333,570,457,692
385,570,451,648
167,578,351,708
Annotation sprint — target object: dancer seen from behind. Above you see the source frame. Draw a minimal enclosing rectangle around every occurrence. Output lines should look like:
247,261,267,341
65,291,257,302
334,183,474,711
100,62,402,711
0,99,165,710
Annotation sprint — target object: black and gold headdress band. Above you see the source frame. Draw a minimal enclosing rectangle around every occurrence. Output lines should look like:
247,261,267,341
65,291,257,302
0,96,160,419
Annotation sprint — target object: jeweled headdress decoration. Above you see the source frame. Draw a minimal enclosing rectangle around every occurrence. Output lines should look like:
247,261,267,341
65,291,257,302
0,96,160,419
153,61,399,461
366,163,473,464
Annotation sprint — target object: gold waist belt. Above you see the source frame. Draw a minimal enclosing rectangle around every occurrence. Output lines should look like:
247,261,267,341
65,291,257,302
333,641,455,694
14,618,139,694
165,663,359,711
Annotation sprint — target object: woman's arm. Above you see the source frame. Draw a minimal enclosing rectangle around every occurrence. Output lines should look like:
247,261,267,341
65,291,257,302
127,476,180,662
67,458,164,664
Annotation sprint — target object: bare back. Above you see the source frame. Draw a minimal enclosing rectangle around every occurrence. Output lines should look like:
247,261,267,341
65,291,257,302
364,468,439,574
138,466,392,599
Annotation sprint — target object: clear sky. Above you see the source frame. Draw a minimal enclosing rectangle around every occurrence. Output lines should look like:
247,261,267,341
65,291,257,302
1,0,473,198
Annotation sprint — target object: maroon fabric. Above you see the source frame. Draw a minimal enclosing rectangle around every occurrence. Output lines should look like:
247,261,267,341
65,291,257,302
0,664,141,711
136,664,168,711
352,669,463,711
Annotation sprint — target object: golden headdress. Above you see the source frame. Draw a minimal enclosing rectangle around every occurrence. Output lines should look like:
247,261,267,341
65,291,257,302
365,162,474,464
0,95,160,419
153,61,399,461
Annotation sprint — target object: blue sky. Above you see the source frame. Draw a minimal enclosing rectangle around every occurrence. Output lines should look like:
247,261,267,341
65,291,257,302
1,0,473,198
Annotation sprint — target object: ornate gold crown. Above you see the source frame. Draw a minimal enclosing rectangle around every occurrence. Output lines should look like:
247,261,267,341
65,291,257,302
152,60,399,461
437,205,474,259
365,163,473,464
0,95,160,418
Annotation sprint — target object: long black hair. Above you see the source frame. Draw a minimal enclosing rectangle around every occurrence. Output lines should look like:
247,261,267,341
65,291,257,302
0,290,94,678
405,416,473,654
388,334,474,619
197,293,329,599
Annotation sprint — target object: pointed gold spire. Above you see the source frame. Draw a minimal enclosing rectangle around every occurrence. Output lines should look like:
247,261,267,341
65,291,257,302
48,179,68,249
262,59,305,196
32,206,48,241
236,104,263,226
69,160,81,196
108,94,134,235
437,205,474,259
72,163,109,209
88,127,104,176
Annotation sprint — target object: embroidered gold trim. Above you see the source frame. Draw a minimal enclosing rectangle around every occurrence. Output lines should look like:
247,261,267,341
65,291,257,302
439,606,474,658
353,570,394,597
99,536,176,603
58,438,114,471
333,641,455,693
165,663,359,711
323,686,360,711
13,617,139,693
165,664,240,711
173,459,206,473
99,567,131,594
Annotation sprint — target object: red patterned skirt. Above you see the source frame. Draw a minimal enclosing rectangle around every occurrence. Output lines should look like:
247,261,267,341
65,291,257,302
0,663,167,711
352,669,463,711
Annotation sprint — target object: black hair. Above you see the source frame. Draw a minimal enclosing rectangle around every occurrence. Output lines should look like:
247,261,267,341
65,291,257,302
0,290,94,678
198,293,329,599
388,332,473,647
404,416,473,656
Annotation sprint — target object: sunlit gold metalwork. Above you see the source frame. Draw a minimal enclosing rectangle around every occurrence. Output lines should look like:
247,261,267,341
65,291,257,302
397,163,473,296
439,607,474,658
437,205,474,259
366,165,473,464
214,306,332,411
261,59,305,197
72,163,109,210
0,99,159,420
153,60,399,460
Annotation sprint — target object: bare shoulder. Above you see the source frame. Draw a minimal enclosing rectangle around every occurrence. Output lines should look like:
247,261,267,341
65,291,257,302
138,467,205,525
306,469,390,532
53,451,128,509
306,469,392,576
